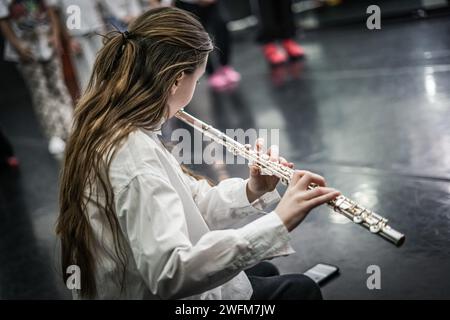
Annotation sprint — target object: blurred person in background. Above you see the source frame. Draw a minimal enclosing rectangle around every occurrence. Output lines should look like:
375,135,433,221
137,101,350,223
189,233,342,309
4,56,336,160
0,0,74,158
98,0,143,32
50,0,105,92
175,0,241,91
251,0,305,65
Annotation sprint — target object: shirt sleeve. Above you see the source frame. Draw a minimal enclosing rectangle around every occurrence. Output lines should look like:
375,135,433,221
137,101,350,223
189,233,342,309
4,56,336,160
182,174,281,230
0,0,10,19
114,173,292,300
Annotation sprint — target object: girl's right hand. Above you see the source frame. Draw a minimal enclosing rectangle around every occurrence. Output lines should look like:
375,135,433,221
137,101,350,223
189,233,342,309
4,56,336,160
17,45,34,63
275,170,341,232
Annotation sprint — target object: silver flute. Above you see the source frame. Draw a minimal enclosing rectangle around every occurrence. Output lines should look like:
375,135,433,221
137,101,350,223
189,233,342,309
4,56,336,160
175,110,405,247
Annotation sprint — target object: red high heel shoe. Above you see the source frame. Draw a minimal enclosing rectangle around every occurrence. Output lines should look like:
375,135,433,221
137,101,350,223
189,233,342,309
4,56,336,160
282,39,305,59
263,43,288,65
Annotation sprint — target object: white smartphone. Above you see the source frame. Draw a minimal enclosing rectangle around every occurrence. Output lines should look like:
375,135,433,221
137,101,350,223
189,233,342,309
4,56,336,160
303,263,339,285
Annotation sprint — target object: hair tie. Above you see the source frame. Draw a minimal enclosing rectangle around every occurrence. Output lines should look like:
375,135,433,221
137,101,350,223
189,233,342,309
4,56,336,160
122,31,131,41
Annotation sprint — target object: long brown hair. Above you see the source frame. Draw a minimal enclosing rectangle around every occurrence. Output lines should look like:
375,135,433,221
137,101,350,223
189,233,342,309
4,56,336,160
56,7,213,298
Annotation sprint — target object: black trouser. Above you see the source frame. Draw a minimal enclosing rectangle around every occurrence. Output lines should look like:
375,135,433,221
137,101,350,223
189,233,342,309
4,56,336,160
176,1,230,74
253,0,296,44
245,261,322,300
0,129,14,159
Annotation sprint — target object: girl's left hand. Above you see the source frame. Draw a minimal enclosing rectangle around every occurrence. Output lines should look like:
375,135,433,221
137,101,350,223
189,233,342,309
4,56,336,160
246,138,294,203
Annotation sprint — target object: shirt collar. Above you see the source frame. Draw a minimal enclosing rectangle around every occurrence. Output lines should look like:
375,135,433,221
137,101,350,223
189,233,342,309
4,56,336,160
141,116,166,137
141,127,162,138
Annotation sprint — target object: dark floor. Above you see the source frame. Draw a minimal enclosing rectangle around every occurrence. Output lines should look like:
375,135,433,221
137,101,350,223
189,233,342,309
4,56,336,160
1,16,450,299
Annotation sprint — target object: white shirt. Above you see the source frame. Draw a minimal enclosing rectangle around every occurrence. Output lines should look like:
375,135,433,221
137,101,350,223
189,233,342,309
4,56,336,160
85,128,295,299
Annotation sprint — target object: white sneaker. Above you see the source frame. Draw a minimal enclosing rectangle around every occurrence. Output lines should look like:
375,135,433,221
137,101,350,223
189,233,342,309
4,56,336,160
48,136,66,157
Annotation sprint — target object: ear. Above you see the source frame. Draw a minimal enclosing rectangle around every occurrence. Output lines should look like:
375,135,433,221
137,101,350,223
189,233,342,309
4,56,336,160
170,71,185,96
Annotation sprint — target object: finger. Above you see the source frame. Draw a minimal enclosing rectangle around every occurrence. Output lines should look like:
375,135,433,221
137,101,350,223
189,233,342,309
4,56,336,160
268,145,279,162
301,187,338,201
255,138,265,154
279,156,288,166
280,158,294,169
290,170,308,185
305,191,341,211
296,171,326,190
249,165,260,177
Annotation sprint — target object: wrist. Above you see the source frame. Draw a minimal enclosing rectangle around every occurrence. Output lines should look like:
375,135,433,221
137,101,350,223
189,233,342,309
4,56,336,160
246,181,265,203
274,207,299,232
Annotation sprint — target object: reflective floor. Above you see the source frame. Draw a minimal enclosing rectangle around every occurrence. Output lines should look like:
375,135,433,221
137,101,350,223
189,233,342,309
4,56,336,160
1,16,450,299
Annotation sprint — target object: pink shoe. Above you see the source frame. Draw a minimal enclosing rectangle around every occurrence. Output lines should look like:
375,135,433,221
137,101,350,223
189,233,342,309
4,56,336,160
282,39,305,59
263,43,288,65
6,156,19,168
220,65,241,85
208,71,229,91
